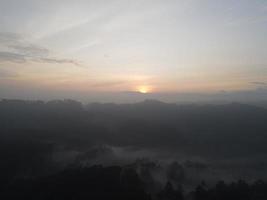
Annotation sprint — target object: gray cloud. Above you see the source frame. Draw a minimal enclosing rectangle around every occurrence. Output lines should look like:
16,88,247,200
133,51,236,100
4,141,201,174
38,58,80,66
251,81,266,85
0,68,18,78
9,44,49,57
0,32,22,45
0,32,80,66
0,51,26,63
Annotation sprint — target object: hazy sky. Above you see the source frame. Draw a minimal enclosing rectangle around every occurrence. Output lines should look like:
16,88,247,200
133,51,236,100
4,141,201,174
0,0,267,100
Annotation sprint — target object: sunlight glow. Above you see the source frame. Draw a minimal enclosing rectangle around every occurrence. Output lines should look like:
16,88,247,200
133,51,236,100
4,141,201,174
138,86,150,94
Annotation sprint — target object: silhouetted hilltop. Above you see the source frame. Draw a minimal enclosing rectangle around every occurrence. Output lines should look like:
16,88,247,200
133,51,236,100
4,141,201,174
1,99,267,157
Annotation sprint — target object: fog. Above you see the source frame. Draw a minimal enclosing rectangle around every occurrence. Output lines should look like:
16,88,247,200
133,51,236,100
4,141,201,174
1,99,267,183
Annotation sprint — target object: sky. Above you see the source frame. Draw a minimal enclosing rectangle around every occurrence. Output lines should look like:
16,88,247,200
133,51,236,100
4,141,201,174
0,0,267,102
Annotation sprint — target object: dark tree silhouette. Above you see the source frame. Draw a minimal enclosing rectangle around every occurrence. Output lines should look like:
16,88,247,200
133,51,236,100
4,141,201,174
1,165,151,200
193,180,267,200
157,181,184,200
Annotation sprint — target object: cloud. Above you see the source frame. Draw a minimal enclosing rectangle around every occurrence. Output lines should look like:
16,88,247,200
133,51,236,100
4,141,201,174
38,58,81,66
9,44,49,57
0,32,80,66
92,80,127,88
0,32,21,45
251,81,266,85
0,68,18,78
0,51,26,63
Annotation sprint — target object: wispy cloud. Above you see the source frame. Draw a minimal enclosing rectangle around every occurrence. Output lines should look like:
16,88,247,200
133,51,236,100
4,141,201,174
0,52,26,63
91,80,127,88
9,44,49,57
38,58,80,66
251,81,266,85
0,32,22,44
0,68,18,78
0,32,80,66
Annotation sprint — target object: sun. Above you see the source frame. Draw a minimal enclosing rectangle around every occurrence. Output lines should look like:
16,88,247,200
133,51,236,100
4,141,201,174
139,88,148,94
138,86,150,94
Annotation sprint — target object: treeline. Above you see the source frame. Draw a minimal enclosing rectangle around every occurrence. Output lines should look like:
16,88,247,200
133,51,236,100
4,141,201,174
193,179,267,200
1,165,150,200
2,99,267,159
1,165,267,200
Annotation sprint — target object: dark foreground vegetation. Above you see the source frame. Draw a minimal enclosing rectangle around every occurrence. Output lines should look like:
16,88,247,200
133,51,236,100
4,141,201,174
1,165,267,200
1,165,150,200
1,99,267,199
